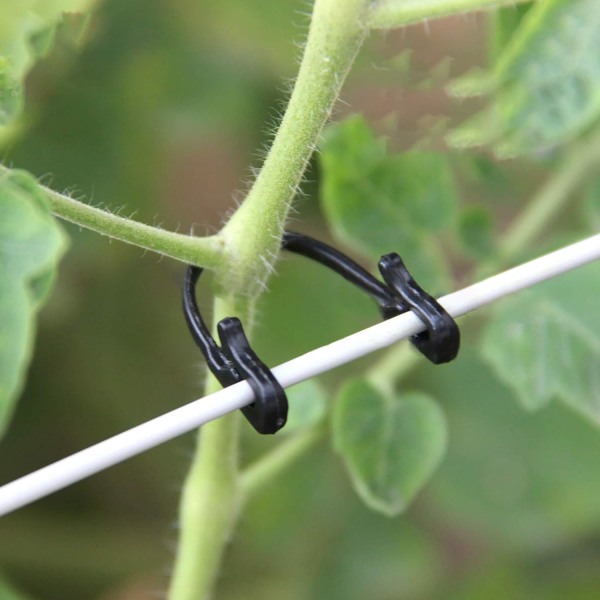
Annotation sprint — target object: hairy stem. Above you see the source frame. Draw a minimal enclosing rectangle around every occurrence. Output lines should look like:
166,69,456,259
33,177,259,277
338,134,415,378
368,0,535,29
220,0,370,297
0,163,224,269
367,344,421,396
169,2,373,595
168,297,243,600
49,190,224,268
500,127,600,262
240,426,323,502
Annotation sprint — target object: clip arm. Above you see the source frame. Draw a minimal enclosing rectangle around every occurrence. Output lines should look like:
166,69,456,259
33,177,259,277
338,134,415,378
378,253,460,364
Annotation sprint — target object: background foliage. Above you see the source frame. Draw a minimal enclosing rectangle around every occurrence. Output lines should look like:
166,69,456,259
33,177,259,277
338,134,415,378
0,0,599,598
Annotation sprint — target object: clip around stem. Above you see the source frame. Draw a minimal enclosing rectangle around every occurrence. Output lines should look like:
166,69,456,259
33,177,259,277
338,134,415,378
182,266,288,434
182,231,460,434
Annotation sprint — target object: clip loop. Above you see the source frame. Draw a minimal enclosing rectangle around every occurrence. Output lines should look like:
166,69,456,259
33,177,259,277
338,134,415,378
282,232,459,364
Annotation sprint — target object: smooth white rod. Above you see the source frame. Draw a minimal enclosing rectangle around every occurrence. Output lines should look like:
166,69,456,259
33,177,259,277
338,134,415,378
1,233,599,517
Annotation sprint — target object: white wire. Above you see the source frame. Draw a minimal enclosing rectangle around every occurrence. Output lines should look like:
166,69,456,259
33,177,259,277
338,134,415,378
1,233,599,517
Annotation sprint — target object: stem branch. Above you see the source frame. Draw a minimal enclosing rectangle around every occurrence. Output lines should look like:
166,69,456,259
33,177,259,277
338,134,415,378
500,127,600,261
168,298,243,600
220,0,370,296
241,426,323,502
368,0,535,29
0,164,224,269
169,1,372,595
366,344,421,395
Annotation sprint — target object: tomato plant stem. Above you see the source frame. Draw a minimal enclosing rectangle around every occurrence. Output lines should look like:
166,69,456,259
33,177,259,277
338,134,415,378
501,127,600,261
219,0,370,297
169,1,372,594
168,296,243,600
0,164,225,269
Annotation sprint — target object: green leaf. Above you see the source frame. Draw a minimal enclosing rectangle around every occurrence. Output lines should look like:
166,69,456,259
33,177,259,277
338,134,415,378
426,349,600,551
0,169,67,437
0,0,97,132
449,0,600,156
0,575,31,600
320,116,459,292
0,57,22,127
457,205,497,260
482,261,600,423
579,176,600,232
333,379,447,516
283,380,327,435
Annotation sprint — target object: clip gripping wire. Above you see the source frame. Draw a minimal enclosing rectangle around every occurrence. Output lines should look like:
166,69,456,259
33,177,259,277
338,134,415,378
281,232,460,364
1,233,598,517
183,231,460,434
183,267,288,435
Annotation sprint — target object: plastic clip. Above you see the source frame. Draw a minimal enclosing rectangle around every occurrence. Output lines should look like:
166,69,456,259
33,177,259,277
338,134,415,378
282,232,459,364
182,231,460,435
378,253,460,364
182,266,287,434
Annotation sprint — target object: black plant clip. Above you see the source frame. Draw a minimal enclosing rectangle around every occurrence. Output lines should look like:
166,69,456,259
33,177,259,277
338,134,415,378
182,231,460,435
281,232,460,364
183,266,288,434
378,253,460,364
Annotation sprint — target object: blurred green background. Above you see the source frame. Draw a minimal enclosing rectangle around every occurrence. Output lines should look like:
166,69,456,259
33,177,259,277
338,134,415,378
1,1,600,599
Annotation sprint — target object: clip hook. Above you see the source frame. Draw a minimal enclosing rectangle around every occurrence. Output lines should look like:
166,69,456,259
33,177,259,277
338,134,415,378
183,266,287,434
378,253,460,364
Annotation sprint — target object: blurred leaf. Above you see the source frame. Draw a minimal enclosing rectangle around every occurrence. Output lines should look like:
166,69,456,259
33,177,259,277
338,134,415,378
458,205,497,259
0,0,96,133
320,116,459,292
283,380,327,435
454,153,516,205
449,0,600,156
333,379,447,516
0,169,67,438
448,67,494,99
426,348,600,551
384,51,452,91
450,554,600,600
580,175,600,231
449,562,528,600
0,57,21,127
309,518,443,600
482,261,600,423
0,575,31,600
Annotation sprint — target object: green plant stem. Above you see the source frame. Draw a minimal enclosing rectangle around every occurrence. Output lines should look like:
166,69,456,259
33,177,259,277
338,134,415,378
219,0,370,297
240,426,324,502
366,344,421,395
0,163,224,269
168,297,243,600
169,3,374,594
47,188,224,268
500,127,600,262
367,0,535,29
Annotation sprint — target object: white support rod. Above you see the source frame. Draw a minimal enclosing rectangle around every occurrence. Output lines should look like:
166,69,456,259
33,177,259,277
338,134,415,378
1,233,599,517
